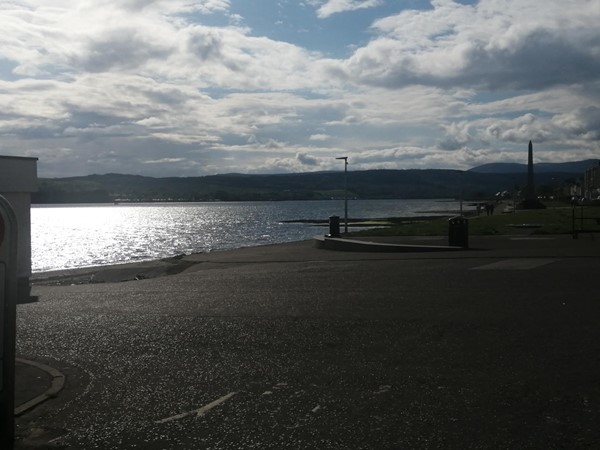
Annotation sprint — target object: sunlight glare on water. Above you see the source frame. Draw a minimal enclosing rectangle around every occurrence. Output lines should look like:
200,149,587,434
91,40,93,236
32,203,268,272
31,200,467,272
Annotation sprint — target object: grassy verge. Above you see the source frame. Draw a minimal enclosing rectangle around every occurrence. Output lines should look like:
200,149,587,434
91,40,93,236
348,204,600,237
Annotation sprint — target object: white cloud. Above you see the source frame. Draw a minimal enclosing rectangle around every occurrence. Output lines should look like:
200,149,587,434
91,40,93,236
144,157,186,164
484,113,553,143
438,121,474,151
342,0,600,90
315,0,383,18
0,0,598,177
118,0,231,14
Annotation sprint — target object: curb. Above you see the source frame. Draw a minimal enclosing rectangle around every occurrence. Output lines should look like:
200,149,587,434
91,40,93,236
14,358,66,416
314,235,465,252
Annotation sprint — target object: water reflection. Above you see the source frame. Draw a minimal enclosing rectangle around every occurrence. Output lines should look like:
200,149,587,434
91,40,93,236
31,200,467,272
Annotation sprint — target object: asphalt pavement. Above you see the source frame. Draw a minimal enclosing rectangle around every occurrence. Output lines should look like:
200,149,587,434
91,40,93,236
13,233,600,449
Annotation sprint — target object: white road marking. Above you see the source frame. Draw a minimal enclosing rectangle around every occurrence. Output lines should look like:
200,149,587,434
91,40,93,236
510,237,556,240
155,410,195,424
155,392,236,424
196,392,237,417
472,258,558,270
374,385,391,395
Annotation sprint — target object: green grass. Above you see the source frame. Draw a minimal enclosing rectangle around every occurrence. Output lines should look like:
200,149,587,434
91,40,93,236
348,205,600,237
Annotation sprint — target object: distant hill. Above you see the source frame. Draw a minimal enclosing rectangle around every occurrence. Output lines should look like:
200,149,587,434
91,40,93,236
469,159,599,174
32,165,594,204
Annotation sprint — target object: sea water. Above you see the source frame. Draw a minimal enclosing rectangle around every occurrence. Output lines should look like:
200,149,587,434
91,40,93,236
31,199,469,272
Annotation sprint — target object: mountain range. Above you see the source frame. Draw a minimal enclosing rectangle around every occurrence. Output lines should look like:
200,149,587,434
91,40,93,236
32,160,598,204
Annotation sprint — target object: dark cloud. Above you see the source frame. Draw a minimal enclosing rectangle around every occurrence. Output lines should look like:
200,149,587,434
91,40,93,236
437,137,465,151
460,30,600,91
296,152,318,165
347,28,600,92
187,29,224,61
186,27,247,72
554,106,600,141
74,29,171,73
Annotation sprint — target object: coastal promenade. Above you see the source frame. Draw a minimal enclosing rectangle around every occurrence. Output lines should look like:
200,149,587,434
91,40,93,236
14,234,600,449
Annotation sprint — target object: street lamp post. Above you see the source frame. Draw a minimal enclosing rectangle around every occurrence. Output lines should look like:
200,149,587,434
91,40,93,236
336,156,348,233
455,170,463,216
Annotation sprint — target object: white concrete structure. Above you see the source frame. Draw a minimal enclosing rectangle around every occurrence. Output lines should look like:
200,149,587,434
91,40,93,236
0,156,38,302
584,163,600,200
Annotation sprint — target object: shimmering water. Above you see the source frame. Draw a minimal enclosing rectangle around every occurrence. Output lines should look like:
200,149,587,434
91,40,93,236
32,199,469,272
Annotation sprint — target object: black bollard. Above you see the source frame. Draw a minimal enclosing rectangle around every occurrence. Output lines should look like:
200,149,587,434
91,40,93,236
328,215,341,237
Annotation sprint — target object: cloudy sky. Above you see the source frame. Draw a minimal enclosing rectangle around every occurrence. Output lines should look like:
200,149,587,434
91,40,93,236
1,0,599,178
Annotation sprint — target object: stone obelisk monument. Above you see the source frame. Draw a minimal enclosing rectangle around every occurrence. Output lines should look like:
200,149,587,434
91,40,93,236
521,140,545,209
526,140,535,201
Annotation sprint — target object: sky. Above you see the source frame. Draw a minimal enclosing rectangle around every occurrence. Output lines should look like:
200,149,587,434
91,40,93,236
1,0,599,178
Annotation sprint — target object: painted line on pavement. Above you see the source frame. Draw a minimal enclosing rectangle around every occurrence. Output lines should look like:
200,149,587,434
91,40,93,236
510,237,556,240
472,258,559,270
155,392,236,424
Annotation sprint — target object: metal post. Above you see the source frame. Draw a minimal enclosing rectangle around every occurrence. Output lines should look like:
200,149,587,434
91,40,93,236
336,157,348,234
344,161,348,233
572,203,577,239
456,170,463,216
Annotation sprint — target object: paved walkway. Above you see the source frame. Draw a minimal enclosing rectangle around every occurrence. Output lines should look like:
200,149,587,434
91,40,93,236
19,232,599,415
14,232,600,449
19,231,598,406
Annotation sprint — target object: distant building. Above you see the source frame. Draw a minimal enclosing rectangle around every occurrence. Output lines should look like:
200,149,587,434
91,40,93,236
569,183,582,198
584,162,600,200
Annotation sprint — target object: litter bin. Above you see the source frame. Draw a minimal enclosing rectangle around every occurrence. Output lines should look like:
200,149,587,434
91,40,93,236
328,215,340,237
448,215,468,248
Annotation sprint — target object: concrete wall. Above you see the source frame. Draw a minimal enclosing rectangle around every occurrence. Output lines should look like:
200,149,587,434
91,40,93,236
0,156,38,300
